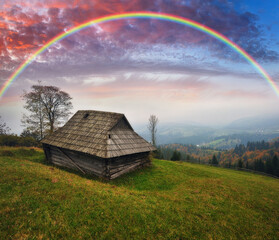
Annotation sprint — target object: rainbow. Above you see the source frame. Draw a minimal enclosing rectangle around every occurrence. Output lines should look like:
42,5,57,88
1,11,278,99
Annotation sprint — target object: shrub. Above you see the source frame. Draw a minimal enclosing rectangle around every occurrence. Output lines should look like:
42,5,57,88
0,135,40,147
0,150,14,157
17,148,37,157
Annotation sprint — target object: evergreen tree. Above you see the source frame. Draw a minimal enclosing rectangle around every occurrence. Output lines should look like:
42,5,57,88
259,160,263,171
272,155,279,176
153,147,163,159
171,150,181,161
178,151,181,161
265,158,273,174
237,158,243,168
256,159,265,172
245,160,249,169
211,155,218,165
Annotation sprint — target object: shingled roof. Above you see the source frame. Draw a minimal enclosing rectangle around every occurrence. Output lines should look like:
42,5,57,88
41,110,156,158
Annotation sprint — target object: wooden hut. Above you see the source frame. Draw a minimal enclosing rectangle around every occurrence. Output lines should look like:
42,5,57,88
41,110,156,179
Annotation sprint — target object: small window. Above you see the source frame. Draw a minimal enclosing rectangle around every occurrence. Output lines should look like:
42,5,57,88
108,134,111,139
83,113,89,119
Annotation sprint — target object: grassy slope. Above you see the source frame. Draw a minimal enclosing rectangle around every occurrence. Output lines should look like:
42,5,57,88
0,147,278,240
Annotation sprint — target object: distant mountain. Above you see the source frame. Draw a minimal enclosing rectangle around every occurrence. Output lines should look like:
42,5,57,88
226,116,279,132
134,122,216,145
134,116,279,149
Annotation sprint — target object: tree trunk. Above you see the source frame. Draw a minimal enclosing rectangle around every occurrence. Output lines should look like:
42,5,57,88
50,120,54,133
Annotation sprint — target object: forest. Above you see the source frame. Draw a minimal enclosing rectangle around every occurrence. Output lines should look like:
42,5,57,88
156,139,279,177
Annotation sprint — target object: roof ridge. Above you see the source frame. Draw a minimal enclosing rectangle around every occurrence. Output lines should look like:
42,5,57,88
77,109,124,115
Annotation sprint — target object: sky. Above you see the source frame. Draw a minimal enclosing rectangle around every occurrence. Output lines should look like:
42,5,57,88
0,0,279,134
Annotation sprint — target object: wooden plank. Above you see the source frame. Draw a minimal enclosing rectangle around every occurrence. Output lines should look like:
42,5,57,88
110,157,149,167
50,151,69,163
65,152,104,168
72,159,104,171
51,157,104,176
110,161,146,175
110,161,147,179
55,147,86,174
109,159,147,170
43,148,51,163
51,148,65,157
51,147,106,176
52,160,75,169
51,157,77,169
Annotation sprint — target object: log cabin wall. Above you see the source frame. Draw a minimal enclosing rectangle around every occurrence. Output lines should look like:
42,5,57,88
43,143,150,179
43,144,106,177
108,152,150,179
43,144,51,163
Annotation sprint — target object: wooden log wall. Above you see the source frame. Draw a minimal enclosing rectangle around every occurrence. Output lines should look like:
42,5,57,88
44,144,106,177
43,144,151,179
108,152,150,179
42,144,51,163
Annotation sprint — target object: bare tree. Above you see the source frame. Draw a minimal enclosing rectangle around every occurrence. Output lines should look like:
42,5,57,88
147,114,159,146
22,84,73,139
22,85,46,140
0,116,10,135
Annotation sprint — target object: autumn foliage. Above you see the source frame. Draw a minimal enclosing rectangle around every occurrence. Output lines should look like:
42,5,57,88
157,139,279,177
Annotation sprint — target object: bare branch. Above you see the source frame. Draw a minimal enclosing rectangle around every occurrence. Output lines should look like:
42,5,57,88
22,84,73,139
147,115,159,146
0,116,11,135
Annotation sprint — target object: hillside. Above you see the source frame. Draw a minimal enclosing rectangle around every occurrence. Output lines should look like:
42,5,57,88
135,116,279,149
159,140,279,177
0,147,278,239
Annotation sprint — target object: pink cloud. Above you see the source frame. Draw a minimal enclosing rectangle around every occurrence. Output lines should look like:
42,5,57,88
0,0,277,89
218,89,268,99
69,76,213,101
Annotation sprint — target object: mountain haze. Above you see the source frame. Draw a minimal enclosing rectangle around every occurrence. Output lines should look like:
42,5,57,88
135,116,279,149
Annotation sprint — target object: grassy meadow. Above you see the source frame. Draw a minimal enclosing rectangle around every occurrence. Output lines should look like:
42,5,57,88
0,147,278,239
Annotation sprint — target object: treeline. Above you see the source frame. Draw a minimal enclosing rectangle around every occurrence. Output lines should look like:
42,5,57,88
155,144,218,163
231,140,279,176
212,133,279,149
155,144,219,163
0,117,40,147
0,134,40,147
155,140,279,177
233,140,272,155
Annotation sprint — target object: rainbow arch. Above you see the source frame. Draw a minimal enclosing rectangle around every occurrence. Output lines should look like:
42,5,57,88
1,11,278,99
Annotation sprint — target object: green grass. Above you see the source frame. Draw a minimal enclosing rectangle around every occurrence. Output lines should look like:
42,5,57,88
0,147,278,240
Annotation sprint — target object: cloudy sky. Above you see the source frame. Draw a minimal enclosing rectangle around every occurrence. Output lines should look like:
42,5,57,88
1,0,279,134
